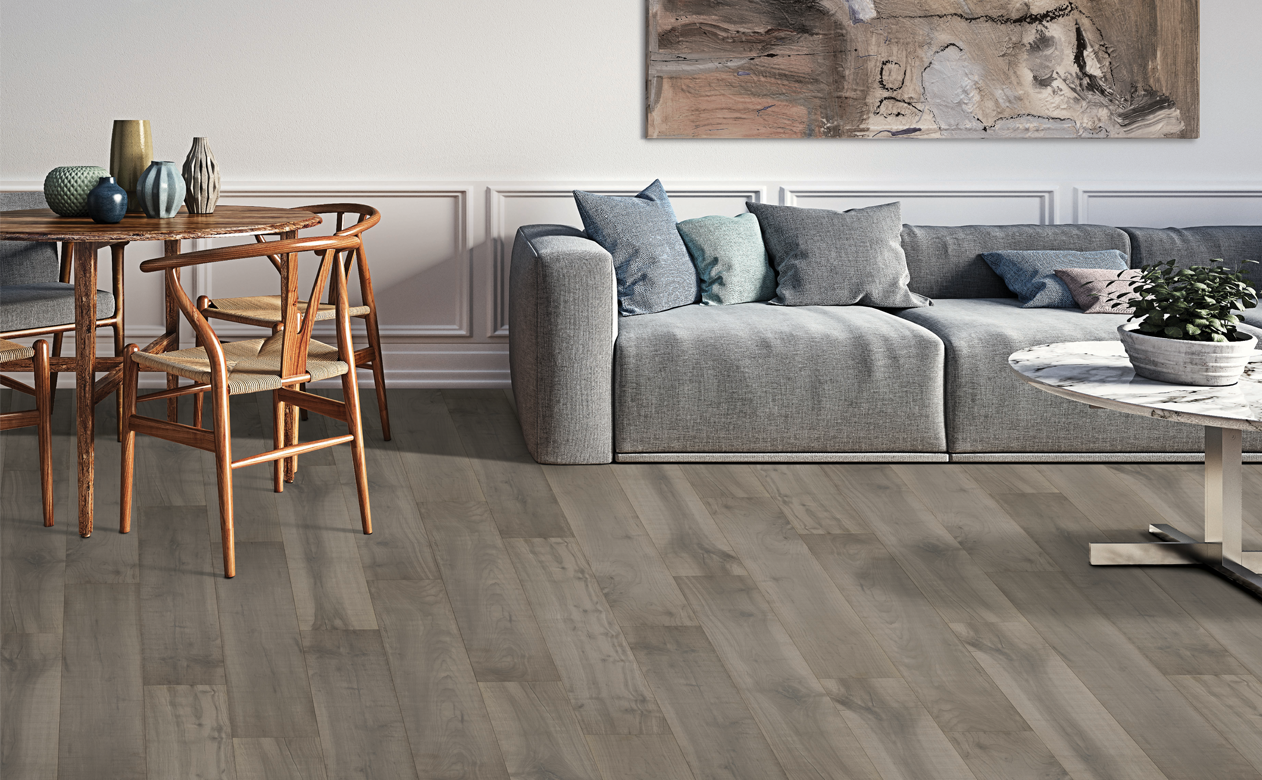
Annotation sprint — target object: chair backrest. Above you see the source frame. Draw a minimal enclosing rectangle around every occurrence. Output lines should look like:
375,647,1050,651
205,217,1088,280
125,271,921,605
140,235,362,386
267,204,381,305
0,191,61,287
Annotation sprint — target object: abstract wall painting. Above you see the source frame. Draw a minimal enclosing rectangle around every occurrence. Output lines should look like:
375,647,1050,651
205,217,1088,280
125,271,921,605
647,1,1199,139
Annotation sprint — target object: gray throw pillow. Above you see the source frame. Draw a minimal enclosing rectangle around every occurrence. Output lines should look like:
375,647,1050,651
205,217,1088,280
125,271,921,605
745,201,928,308
677,213,776,305
982,249,1129,308
573,180,700,316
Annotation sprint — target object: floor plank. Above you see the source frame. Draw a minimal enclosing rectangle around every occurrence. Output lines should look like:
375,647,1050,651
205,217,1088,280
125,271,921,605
624,625,788,780
480,681,603,780
822,677,976,780
585,734,697,780
58,583,146,780
302,629,419,780
677,575,881,780
506,537,668,735
703,497,896,679
993,490,1249,677
391,391,486,504
1,633,61,780
894,464,1059,573
961,464,1058,495
613,464,747,577
988,570,1260,780
1169,675,1262,774
144,684,236,780
945,731,1070,780
423,500,560,683
952,620,1166,780
680,464,771,500
370,579,509,780
1,467,65,634
751,464,869,534
139,505,226,685
215,542,320,738
445,394,572,539
278,466,378,631
803,533,1027,733
232,738,327,780
824,465,1023,623
543,465,696,627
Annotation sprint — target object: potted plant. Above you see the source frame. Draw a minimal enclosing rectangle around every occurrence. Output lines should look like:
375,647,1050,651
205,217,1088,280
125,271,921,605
1106,258,1259,386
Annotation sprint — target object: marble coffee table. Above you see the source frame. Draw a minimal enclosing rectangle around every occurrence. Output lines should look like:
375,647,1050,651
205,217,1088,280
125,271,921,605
1009,341,1262,596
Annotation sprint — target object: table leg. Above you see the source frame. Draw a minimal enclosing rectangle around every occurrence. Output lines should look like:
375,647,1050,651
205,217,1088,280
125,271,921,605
1089,425,1262,595
74,242,98,537
164,240,181,423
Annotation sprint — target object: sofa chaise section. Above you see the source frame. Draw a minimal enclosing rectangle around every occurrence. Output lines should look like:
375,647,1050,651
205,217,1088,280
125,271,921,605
614,303,946,460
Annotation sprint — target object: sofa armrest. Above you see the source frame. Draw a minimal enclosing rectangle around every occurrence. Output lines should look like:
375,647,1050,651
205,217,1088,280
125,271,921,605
509,225,615,464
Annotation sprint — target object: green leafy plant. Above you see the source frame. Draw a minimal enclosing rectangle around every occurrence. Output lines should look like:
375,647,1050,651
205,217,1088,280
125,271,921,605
1103,258,1259,342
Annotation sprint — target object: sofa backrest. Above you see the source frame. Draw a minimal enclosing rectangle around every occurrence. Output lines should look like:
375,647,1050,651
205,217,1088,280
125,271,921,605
900,224,1132,299
1122,226,1262,289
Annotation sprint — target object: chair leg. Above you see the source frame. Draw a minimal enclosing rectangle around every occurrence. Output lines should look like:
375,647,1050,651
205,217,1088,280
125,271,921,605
284,403,298,483
193,390,204,429
211,384,236,578
272,390,284,493
362,310,390,440
340,367,372,535
119,345,139,534
114,322,125,441
33,340,54,528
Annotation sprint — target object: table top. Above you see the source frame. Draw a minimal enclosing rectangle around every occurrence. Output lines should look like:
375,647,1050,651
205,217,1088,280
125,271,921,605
1010,341,1262,432
0,205,322,243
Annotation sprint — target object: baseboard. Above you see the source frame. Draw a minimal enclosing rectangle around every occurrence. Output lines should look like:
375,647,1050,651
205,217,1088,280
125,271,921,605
614,452,951,463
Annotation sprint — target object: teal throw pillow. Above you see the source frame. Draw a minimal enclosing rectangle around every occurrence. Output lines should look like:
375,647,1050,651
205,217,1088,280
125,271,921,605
981,249,1129,308
677,213,776,305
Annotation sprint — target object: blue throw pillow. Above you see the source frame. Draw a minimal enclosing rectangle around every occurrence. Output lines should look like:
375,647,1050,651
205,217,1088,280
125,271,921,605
677,212,776,305
982,249,1129,308
573,180,700,316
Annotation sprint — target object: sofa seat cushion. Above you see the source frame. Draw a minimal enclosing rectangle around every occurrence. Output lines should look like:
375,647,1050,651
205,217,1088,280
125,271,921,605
615,303,946,454
894,298,1262,453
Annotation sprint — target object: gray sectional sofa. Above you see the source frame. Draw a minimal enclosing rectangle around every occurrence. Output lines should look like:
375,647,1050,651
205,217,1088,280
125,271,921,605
509,222,1262,464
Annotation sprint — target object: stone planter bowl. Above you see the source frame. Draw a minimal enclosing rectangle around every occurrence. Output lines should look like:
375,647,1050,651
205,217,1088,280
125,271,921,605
1118,324,1258,386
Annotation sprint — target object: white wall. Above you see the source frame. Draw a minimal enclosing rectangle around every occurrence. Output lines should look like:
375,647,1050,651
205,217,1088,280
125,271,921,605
3,1,1260,386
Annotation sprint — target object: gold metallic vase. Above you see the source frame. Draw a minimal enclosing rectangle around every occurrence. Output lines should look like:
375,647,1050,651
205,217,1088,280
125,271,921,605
109,120,153,213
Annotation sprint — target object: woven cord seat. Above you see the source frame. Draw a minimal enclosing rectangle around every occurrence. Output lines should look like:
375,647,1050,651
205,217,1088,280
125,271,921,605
131,332,348,394
203,295,370,328
0,337,33,363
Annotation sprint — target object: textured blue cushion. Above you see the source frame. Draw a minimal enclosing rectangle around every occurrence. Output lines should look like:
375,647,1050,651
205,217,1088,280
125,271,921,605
573,180,699,316
677,213,775,305
982,249,1129,308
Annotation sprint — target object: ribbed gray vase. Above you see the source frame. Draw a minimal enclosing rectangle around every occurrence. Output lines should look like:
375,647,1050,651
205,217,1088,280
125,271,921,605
136,161,186,218
181,137,220,214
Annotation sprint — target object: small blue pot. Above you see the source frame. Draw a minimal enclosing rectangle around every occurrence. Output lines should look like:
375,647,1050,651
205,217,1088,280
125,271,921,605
86,177,128,224
136,160,186,218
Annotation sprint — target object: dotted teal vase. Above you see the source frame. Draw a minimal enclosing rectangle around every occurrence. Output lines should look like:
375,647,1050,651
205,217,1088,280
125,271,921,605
43,165,110,217
136,161,186,218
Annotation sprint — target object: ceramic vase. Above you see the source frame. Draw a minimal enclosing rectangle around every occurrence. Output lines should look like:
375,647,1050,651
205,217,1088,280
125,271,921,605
86,177,128,224
42,165,110,217
109,119,153,213
136,161,186,218
181,137,220,214
1118,324,1258,386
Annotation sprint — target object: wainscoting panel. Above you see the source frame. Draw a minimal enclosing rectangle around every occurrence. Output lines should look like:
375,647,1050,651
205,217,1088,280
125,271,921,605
486,184,765,336
780,184,1057,225
1074,186,1262,227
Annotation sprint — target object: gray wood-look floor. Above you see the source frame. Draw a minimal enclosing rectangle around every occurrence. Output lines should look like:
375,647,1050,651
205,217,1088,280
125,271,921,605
4,388,1262,780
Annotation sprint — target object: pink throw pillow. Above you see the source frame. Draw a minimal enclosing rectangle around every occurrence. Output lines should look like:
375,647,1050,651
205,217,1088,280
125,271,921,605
1054,268,1141,314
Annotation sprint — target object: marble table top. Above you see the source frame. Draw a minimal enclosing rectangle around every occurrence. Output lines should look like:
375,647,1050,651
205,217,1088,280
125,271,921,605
1009,341,1262,432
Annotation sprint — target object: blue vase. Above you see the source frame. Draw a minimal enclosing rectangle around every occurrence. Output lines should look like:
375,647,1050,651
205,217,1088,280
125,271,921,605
136,160,186,218
86,177,128,224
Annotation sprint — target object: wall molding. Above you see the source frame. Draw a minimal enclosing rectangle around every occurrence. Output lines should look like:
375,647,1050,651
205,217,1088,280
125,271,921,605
486,183,765,336
780,183,1059,224
1074,184,1262,224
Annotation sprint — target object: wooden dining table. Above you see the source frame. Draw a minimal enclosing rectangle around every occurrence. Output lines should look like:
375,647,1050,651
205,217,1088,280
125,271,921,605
0,205,322,537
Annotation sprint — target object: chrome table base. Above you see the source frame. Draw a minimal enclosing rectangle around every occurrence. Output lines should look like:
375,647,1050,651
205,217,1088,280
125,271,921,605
1089,427,1262,598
